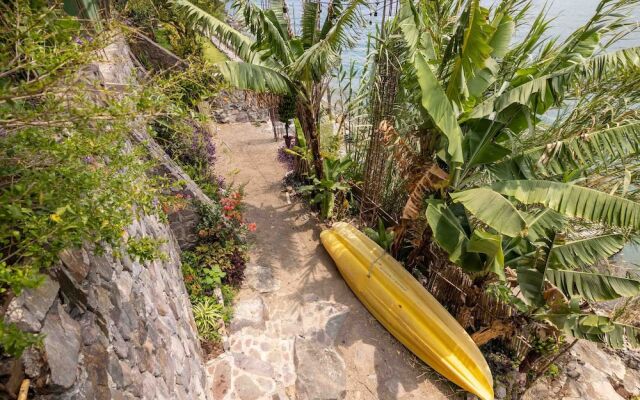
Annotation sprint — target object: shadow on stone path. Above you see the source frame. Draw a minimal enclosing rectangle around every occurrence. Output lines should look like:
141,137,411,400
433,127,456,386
206,122,460,400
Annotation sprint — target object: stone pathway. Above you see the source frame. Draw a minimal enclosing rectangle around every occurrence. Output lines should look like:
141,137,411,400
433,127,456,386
206,123,456,400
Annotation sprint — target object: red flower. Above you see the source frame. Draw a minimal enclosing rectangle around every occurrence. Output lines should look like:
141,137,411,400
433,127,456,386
247,222,257,232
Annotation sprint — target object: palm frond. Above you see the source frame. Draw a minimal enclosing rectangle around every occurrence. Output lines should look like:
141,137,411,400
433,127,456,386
288,0,364,81
493,180,640,230
450,187,527,237
170,0,262,64
546,269,640,301
493,122,640,179
468,47,640,120
217,61,292,94
549,233,627,269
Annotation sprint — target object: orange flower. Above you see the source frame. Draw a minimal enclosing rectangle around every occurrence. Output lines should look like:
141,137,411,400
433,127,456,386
247,222,257,232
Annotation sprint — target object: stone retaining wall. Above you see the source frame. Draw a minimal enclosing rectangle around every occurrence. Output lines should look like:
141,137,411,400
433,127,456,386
2,38,211,399
211,90,269,124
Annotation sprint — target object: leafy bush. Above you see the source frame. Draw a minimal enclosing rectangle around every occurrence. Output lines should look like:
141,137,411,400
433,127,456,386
364,219,395,252
192,297,225,341
116,0,225,59
0,1,173,356
299,157,353,219
126,237,168,262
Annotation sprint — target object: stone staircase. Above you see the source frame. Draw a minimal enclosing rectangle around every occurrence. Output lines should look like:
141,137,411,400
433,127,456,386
207,264,350,399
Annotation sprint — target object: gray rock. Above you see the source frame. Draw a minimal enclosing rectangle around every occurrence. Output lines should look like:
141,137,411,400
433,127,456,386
230,296,268,331
210,358,232,399
244,264,280,293
233,352,274,377
42,303,81,389
294,337,346,400
235,374,263,400
109,354,124,388
21,347,46,378
59,248,90,283
5,276,59,332
141,371,158,399
495,384,507,399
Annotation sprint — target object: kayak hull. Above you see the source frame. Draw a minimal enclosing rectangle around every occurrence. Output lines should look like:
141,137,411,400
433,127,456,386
320,222,494,400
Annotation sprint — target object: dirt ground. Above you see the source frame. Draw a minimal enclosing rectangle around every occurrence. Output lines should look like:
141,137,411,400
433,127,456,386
214,122,461,400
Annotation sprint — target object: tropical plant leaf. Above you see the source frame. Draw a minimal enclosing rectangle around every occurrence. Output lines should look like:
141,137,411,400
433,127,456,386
462,118,510,169
488,11,514,59
233,0,292,64
425,200,482,271
546,269,640,301
288,0,363,81
466,11,514,99
397,0,436,60
516,234,555,306
540,312,640,348
493,180,640,230
446,0,495,104
450,187,527,237
301,1,321,49
493,123,640,179
217,61,291,93
468,47,640,119
549,233,627,269
522,208,566,242
170,0,263,65
412,51,465,173
468,229,505,280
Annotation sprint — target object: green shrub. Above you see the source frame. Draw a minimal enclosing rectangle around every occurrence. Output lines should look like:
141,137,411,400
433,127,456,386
192,297,224,342
126,237,168,262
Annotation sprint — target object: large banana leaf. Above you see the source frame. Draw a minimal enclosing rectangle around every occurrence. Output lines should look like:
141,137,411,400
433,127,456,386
462,118,510,170
445,0,494,104
217,61,292,94
522,208,566,242
288,0,363,81
413,51,465,173
450,187,527,237
397,0,435,59
467,229,505,280
301,1,321,49
541,312,640,348
546,269,640,301
549,233,627,269
425,201,482,271
493,180,640,230
234,0,292,64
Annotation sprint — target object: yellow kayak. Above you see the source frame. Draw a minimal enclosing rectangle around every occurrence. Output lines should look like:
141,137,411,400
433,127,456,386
320,222,494,400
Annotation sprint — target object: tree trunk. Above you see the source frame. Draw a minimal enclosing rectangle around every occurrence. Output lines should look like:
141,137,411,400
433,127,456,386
297,103,324,178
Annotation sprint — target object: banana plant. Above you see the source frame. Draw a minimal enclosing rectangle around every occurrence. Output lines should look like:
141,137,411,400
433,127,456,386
299,157,352,219
364,218,396,251
170,0,365,178
387,0,640,348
